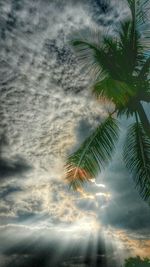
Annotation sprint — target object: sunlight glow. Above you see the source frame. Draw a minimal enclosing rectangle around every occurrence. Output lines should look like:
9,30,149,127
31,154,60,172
90,178,106,188
76,180,112,210
77,187,95,200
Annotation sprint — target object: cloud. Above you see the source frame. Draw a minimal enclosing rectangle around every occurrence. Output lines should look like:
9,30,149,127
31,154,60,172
0,0,150,266
0,133,31,177
0,157,31,179
104,228,150,259
0,0,107,234
89,0,129,28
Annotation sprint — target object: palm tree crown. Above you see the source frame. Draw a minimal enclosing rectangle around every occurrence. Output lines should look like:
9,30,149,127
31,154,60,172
65,0,150,201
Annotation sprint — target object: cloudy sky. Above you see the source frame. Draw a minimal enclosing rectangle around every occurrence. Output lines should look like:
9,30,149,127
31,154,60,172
0,0,150,266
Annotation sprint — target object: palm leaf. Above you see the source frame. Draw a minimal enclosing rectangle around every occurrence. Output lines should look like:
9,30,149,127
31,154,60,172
127,0,149,26
70,31,106,80
72,36,125,81
93,77,135,107
71,32,129,81
71,28,144,84
65,116,119,190
118,20,144,74
123,122,150,200
127,0,150,52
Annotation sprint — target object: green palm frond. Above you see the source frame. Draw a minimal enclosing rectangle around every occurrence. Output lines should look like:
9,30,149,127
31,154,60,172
123,122,150,200
118,20,144,74
71,33,131,81
70,34,106,80
127,0,150,52
71,26,144,84
65,116,119,190
71,0,149,82
72,35,129,82
93,77,135,107
101,37,128,80
127,0,149,26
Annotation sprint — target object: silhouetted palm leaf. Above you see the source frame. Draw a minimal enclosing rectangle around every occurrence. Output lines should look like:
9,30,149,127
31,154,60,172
66,116,119,190
127,0,149,26
71,25,143,83
127,0,150,51
71,38,107,80
124,122,150,200
93,77,134,107
118,20,144,74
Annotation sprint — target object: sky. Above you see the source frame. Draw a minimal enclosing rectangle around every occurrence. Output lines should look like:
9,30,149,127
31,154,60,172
0,0,150,266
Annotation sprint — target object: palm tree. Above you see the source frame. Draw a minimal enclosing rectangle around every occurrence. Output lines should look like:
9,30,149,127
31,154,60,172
65,0,150,201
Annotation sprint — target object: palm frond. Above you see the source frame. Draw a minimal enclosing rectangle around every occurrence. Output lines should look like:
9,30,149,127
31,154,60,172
93,77,135,107
141,27,150,54
65,116,119,190
72,35,126,82
70,31,106,80
127,0,150,52
71,29,144,84
127,0,149,26
118,20,144,74
123,122,150,200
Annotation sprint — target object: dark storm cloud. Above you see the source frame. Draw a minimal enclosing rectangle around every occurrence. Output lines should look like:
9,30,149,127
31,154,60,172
0,133,31,179
0,157,31,179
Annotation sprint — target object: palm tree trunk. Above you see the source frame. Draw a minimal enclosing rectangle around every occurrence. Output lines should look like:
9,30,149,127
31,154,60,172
137,102,150,138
